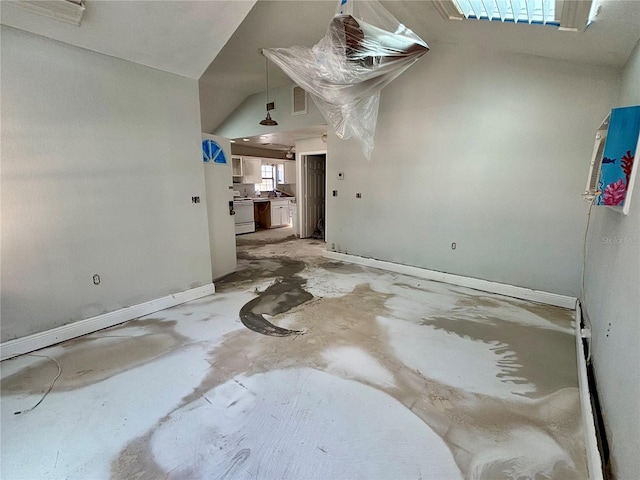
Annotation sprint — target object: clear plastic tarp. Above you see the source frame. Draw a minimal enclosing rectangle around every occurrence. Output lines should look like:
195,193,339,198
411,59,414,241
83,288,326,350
262,0,429,159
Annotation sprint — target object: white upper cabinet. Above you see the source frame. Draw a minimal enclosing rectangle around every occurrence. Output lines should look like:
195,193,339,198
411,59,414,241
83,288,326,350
276,160,296,184
240,157,262,184
284,161,296,184
231,156,243,177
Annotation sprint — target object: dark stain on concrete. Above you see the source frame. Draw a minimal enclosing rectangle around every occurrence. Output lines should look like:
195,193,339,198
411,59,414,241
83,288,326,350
236,235,298,246
111,431,168,480
456,293,575,330
149,282,585,479
215,254,307,292
239,277,313,337
422,315,578,398
1,318,187,394
318,261,364,274
219,448,251,479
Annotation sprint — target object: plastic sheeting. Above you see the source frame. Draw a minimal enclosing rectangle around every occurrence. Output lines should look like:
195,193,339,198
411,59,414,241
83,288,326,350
262,0,429,159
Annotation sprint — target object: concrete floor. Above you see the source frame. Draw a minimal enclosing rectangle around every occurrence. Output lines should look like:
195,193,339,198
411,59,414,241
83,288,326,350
1,227,588,479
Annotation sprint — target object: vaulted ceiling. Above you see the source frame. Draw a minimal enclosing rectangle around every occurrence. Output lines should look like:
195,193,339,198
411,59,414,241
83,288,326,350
3,0,639,138
0,0,256,79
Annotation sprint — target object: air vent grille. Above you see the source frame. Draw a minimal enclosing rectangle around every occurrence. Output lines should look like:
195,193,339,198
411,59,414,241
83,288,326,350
292,86,308,116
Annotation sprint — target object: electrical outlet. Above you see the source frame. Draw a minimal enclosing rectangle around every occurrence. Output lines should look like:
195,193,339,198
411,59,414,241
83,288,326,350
333,190,338,197
356,193,362,198
93,274,100,285
338,172,344,180
192,196,200,203
451,242,457,250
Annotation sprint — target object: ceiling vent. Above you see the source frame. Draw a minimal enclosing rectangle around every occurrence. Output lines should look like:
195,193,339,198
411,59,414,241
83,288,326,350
12,0,85,26
292,85,308,116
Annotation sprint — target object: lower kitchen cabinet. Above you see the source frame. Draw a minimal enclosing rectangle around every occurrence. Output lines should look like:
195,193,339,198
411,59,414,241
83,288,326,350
270,199,290,228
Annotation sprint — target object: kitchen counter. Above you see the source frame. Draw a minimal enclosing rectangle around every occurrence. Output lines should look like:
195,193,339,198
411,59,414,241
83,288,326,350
249,197,294,229
234,197,294,203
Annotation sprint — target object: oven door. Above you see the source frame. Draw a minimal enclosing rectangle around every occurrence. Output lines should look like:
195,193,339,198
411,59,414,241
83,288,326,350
233,200,255,234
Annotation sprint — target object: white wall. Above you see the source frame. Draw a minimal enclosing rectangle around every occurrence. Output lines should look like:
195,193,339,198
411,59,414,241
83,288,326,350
583,38,640,480
214,83,326,139
1,26,212,342
199,81,247,134
325,41,620,297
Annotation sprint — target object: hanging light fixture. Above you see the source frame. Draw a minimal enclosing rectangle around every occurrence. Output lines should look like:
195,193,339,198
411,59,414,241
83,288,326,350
259,52,278,126
285,147,294,159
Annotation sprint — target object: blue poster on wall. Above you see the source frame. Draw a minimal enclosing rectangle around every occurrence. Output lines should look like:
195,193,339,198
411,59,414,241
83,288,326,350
596,105,640,208
202,139,227,164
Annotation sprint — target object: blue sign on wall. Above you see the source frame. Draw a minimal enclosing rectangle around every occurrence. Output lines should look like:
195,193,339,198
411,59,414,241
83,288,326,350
596,106,640,208
202,139,227,164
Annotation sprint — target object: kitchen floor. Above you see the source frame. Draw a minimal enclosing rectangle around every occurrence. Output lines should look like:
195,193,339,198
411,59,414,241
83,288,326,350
1,228,587,479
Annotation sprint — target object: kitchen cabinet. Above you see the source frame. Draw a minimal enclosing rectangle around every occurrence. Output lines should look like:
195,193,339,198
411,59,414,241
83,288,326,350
242,157,262,184
284,160,296,184
276,164,285,184
276,161,296,184
231,156,243,177
270,199,290,228
232,156,262,183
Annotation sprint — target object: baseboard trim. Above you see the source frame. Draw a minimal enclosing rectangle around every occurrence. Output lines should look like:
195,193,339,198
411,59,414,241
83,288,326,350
575,302,604,480
0,283,215,361
323,251,576,309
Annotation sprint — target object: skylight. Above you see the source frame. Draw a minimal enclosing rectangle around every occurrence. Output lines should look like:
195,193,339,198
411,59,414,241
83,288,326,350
453,0,558,25
434,0,595,31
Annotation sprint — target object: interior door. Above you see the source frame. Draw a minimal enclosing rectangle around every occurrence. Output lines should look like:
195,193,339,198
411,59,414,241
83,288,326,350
303,154,326,238
202,133,237,279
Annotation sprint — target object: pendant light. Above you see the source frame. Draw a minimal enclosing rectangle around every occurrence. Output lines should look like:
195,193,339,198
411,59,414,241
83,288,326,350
285,147,294,159
259,53,278,126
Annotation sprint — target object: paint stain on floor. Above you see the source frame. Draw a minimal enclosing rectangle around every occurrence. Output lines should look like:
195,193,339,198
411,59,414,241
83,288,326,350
1,229,588,480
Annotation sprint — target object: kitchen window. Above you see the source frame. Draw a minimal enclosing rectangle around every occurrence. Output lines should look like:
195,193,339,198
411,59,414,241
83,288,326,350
259,165,275,192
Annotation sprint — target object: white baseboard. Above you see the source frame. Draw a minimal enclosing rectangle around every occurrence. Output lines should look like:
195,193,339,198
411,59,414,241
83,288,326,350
0,283,215,361
575,302,604,480
323,251,576,309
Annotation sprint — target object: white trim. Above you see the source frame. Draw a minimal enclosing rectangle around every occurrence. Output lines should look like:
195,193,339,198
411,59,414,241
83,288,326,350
0,284,215,361
12,0,86,26
432,0,465,20
575,301,604,480
323,251,576,308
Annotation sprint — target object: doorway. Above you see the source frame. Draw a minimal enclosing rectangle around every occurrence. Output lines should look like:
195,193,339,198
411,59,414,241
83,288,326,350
300,154,326,240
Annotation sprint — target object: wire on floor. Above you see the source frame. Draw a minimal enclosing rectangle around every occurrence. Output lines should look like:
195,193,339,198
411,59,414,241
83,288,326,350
13,354,62,415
